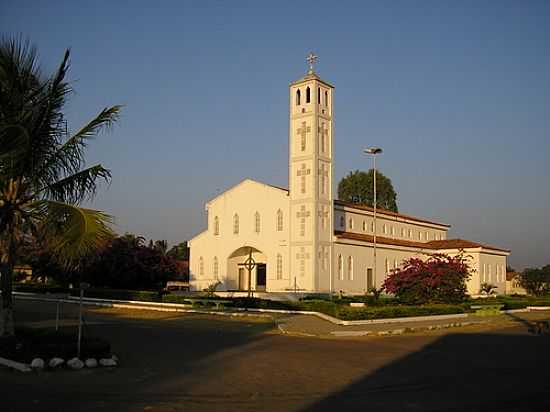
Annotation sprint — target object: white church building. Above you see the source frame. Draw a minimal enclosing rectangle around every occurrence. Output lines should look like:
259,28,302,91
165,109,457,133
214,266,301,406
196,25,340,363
189,57,510,296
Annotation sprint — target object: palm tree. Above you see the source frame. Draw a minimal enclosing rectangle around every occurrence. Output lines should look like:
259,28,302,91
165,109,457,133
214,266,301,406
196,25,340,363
0,38,121,337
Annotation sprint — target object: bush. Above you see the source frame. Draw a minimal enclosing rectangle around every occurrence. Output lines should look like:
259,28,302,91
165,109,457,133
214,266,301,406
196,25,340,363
480,282,497,296
13,283,69,294
162,294,193,304
298,299,339,317
383,253,471,304
334,304,468,321
69,288,164,302
10,327,111,363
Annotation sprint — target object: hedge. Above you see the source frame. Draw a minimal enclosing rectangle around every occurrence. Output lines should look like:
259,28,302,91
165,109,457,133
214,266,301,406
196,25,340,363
333,304,468,321
69,288,164,302
13,283,69,294
6,327,111,363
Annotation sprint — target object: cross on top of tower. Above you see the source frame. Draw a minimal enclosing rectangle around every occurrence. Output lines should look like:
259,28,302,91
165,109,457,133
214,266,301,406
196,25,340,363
306,52,318,73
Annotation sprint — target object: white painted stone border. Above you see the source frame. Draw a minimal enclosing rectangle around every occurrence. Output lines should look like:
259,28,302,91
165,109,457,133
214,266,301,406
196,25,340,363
13,292,550,327
0,357,31,373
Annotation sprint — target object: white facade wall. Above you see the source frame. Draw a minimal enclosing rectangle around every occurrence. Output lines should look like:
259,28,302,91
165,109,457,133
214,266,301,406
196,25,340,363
189,180,291,292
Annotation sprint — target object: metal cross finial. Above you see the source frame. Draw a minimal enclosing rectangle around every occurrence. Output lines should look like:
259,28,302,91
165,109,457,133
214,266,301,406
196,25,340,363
306,52,318,73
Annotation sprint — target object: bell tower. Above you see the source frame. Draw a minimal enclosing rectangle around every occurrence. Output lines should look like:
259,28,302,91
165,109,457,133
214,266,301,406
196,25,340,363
288,53,334,291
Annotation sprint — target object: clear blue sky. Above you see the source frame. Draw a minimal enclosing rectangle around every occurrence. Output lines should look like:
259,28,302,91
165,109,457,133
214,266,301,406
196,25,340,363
3,0,549,269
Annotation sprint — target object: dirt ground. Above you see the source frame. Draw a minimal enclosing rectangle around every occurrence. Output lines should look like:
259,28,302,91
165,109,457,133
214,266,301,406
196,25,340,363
1,299,550,412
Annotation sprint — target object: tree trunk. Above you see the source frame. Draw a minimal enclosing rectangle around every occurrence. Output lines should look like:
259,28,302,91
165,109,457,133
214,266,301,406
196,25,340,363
0,235,15,337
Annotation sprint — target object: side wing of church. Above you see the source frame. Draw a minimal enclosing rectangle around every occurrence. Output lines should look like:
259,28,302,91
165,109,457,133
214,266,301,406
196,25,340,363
189,59,510,296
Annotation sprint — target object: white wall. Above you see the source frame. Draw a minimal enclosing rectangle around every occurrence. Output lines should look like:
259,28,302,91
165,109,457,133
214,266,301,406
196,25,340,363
189,179,291,292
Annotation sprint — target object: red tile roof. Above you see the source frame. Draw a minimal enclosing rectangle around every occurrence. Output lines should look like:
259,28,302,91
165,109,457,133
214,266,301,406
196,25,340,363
334,230,510,253
334,199,450,228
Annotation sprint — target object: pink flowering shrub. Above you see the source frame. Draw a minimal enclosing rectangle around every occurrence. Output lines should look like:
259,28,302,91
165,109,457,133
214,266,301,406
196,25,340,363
382,253,472,304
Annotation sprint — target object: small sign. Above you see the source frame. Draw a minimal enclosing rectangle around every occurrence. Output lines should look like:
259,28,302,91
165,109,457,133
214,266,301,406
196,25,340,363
79,282,91,290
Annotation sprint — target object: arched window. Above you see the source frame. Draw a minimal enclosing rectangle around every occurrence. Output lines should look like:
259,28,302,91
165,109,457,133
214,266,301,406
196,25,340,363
233,214,239,235
296,89,301,105
317,87,321,104
362,221,367,232
385,258,389,274
276,209,283,231
214,216,219,236
348,256,353,280
340,216,345,228
199,257,204,276
338,254,343,280
348,218,353,230
213,257,218,279
325,90,328,106
306,87,310,103
254,211,261,233
276,254,283,280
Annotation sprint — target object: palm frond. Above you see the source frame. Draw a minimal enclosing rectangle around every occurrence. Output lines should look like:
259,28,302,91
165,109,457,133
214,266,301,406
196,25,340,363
36,200,114,268
43,164,111,204
0,124,29,165
37,106,121,184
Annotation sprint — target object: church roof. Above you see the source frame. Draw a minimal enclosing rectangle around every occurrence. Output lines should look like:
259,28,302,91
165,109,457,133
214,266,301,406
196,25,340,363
334,230,510,253
290,71,334,88
334,199,451,228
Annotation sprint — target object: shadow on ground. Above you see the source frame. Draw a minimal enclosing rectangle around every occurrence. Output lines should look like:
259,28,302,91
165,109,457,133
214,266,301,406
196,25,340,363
2,300,550,412
301,328,550,411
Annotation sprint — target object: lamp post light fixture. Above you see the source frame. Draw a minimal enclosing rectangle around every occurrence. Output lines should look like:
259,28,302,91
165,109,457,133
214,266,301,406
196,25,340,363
364,147,383,294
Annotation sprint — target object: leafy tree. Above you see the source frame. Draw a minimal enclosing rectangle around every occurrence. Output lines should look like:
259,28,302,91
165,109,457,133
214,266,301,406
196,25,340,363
382,253,472,304
519,266,550,296
167,241,190,260
337,169,398,212
81,235,178,290
0,38,121,337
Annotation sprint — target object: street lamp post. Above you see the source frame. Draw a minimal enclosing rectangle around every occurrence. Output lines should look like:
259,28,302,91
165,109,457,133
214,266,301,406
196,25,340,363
364,147,383,294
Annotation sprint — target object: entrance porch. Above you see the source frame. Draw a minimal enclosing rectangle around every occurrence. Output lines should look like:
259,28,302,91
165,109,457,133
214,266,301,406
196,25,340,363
226,247,267,292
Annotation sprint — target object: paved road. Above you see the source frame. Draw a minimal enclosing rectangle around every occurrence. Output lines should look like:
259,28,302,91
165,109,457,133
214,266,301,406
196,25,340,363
2,300,550,412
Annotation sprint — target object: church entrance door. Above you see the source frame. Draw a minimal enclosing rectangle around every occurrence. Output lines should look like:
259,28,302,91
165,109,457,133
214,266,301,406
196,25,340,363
238,268,246,290
256,264,267,291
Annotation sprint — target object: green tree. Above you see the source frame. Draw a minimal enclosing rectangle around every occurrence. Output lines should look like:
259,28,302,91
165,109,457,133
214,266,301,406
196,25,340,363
0,38,121,337
337,169,398,212
519,266,550,296
167,241,189,260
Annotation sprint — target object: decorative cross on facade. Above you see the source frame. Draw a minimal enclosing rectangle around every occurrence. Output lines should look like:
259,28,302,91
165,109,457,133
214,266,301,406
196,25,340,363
296,205,310,236
318,163,329,195
318,206,329,229
296,247,310,277
297,163,311,194
306,52,318,73
296,205,310,219
297,122,310,152
297,163,311,177
319,123,328,153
